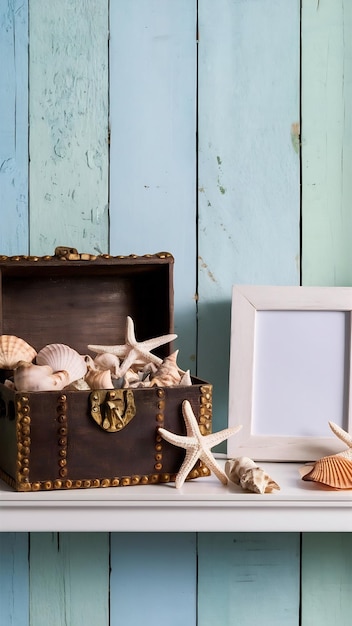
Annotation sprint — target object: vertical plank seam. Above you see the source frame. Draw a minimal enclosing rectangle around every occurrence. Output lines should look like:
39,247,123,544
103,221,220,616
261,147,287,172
299,532,303,626
108,532,112,626
107,0,111,255
195,0,200,378
196,531,200,626
299,0,303,286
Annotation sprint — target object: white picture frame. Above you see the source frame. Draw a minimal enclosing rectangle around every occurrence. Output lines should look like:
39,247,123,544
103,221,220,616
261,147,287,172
227,285,352,462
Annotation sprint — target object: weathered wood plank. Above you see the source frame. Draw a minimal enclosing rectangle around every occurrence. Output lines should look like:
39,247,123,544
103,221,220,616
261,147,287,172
109,0,197,372
301,533,352,625
28,0,109,257
198,533,300,626
0,0,28,255
301,0,352,286
197,0,300,434
0,533,29,626
29,533,109,626
110,533,196,625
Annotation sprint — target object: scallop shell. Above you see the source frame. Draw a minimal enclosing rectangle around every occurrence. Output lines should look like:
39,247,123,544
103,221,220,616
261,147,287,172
85,368,114,390
14,361,70,392
0,335,37,369
150,351,181,387
36,343,87,384
302,454,352,489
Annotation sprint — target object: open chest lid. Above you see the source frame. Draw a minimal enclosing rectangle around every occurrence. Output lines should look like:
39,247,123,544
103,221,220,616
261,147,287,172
0,247,175,359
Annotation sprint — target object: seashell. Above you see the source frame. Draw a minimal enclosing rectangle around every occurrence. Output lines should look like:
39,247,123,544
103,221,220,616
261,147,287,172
123,368,142,388
66,377,91,391
179,370,192,386
93,353,120,378
302,455,352,489
36,343,87,384
13,361,70,392
85,368,114,390
225,456,280,494
150,351,182,387
0,335,37,369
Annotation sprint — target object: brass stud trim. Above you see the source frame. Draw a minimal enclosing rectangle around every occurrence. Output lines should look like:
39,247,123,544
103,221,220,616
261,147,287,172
57,395,68,481
16,395,32,486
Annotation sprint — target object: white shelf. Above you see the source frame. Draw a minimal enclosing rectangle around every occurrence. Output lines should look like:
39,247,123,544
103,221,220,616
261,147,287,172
1,462,352,532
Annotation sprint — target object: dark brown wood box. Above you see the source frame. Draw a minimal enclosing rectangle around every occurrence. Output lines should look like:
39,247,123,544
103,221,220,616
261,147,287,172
0,248,212,491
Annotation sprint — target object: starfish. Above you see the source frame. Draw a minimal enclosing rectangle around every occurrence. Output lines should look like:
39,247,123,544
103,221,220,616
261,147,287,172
158,399,242,488
329,421,352,452
88,316,177,378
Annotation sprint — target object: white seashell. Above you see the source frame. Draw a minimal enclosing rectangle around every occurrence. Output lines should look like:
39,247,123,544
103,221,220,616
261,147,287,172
66,377,91,391
150,351,182,387
13,361,70,392
0,335,37,369
225,457,280,494
179,370,192,386
36,343,87,384
93,353,120,378
85,368,114,390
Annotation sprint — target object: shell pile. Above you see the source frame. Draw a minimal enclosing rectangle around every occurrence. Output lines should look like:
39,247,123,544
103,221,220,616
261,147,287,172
0,320,192,393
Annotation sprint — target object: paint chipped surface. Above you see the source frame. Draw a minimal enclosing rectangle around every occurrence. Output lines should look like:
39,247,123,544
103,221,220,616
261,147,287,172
198,255,217,282
291,122,300,154
29,0,109,255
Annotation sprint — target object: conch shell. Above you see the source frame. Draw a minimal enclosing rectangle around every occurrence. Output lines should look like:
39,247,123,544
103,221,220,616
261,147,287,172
301,421,352,489
85,367,114,390
36,343,87,384
225,456,280,494
13,361,70,392
0,335,37,369
150,351,182,387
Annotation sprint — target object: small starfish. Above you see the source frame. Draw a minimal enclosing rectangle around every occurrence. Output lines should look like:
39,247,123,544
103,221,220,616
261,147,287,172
158,400,242,488
88,316,177,378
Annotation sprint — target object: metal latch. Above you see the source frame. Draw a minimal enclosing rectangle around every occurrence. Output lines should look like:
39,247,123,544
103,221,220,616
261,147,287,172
89,389,136,432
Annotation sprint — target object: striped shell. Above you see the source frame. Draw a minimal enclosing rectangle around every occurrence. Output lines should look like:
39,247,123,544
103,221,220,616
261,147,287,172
0,335,37,369
302,455,352,489
36,343,87,384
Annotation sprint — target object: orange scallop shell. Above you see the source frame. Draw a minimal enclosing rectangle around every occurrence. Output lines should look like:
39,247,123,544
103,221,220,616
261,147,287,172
0,335,37,369
302,454,352,489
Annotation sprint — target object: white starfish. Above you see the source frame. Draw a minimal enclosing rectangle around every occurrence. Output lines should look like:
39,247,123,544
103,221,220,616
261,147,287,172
328,421,352,458
158,399,242,488
88,316,177,378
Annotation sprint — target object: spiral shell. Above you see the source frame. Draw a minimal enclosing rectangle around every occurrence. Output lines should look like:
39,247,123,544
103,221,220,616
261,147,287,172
36,343,87,384
13,361,70,392
150,351,181,387
225,457,280,494
0,335,37,369
302,454,352,489
85,368,114,390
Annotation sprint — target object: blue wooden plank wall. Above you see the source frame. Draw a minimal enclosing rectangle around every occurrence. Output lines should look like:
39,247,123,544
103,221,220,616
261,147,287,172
0,1,351,625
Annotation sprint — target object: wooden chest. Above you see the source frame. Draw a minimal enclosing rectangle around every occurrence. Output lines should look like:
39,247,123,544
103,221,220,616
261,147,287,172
0,247,212,491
